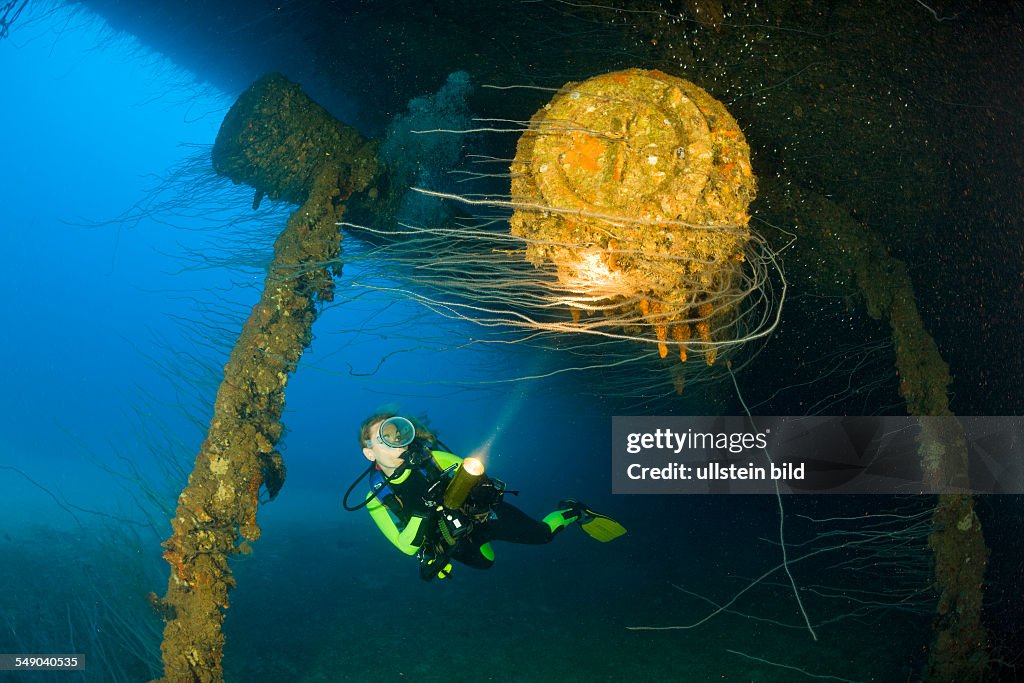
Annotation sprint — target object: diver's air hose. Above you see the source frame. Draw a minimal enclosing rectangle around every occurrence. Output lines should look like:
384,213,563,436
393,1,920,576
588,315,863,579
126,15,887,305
342,463,385,511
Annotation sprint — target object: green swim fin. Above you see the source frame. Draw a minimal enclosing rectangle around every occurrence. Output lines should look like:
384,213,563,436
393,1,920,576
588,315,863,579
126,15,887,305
561,500,627,542
580,510,627,542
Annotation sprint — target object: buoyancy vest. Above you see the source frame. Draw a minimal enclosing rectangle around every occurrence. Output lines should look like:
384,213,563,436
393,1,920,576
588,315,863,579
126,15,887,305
367,449,459,527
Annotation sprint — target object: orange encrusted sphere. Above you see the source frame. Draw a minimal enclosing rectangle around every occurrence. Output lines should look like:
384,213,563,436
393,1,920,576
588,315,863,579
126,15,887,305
509,69,757,366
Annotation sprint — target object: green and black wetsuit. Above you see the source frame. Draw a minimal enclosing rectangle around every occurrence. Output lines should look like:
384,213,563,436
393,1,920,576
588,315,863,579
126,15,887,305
366,450,580,569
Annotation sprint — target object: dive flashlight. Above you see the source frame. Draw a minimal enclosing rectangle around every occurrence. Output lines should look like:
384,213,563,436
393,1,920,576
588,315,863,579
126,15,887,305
443,457,485,509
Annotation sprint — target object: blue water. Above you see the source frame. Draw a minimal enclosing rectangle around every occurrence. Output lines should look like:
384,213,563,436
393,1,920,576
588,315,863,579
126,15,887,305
2,2,1021,681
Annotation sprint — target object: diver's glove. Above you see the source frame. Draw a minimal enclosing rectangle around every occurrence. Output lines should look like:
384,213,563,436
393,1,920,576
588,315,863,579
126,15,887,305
417,545,454,581
415,511,464,582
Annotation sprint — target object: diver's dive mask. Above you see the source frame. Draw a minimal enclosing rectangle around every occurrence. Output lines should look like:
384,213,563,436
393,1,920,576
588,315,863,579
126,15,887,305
366,416,432,468
367,416,416,449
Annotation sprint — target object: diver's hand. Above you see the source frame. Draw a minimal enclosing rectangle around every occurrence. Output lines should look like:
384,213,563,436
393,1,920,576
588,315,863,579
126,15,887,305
416,545,454,582
421,475,447,509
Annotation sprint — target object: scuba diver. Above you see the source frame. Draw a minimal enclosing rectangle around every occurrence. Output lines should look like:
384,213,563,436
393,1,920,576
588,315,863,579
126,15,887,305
343,412,626,581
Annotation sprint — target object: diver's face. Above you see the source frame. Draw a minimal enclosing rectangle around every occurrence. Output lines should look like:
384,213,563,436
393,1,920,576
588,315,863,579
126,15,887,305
362,420,407,475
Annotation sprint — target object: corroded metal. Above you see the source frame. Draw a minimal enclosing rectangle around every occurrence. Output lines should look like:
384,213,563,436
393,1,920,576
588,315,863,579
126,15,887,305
510,69,756,367
764,180,988,682
153,74,377,683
